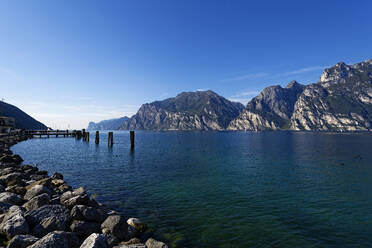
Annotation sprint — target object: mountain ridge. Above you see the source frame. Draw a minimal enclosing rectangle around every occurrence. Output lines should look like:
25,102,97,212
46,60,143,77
0,101,47,130
87,116,130,131
120,90,245,130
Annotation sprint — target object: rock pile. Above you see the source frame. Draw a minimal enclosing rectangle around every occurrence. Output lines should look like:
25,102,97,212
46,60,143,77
0,134,168,248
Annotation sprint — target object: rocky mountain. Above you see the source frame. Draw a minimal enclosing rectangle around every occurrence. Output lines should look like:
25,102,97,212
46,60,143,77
87,116,129,131
229,59,372,131
228,81,305,130
0,101,47,130
120,90,245,130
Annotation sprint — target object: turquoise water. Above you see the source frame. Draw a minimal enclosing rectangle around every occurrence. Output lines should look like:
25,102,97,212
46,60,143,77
11,131,372,247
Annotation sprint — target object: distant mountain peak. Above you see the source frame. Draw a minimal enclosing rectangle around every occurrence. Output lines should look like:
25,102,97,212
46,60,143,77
87,116,129,130
121,90,244,130
286,80,304,89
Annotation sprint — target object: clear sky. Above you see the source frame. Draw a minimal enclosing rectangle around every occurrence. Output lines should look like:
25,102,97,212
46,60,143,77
0,0,371,129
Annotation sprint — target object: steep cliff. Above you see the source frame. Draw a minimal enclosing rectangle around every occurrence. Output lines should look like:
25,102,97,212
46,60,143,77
228,81,305,130
229,60,372,131
120,90,244,130
290,60,372,131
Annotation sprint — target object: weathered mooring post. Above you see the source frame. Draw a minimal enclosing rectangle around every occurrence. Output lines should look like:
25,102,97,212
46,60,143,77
108,132,113,147
76,131,82,140
130,131,135,149
95,131,99,144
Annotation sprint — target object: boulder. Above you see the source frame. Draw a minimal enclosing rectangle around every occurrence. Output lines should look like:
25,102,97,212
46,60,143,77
80,233,108,248
104,234,119,247
70,220,101,239
0,155,23,164
29,174,47,181
24,185,52,200
71,205,107,223
25,178,52,191
63,194,89,209
0,206,29,239
22,193,50,211
60,188,89,208
145,238,168,248
27,231,80,248
25,205,70,237
101,215,128,241
127,218,147,232
6,185,26,196
0,172,23,186
116,238,146,248
7,234,39,248
52,172,63,180
114,244,146,248
0,192,24,205
0,201,12,214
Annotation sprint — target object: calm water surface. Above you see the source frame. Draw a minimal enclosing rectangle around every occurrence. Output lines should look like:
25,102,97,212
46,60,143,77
11,131,372,248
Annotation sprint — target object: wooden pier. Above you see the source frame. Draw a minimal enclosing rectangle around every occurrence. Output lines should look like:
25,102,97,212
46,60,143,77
25,129,135,148
27,130,73,138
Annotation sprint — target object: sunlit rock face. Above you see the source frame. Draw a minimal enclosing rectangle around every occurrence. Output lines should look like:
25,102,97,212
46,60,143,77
229,60,372,131
120,90,244,130
228,81,305,130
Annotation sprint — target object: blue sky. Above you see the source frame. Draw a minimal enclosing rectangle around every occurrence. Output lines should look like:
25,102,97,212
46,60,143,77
0,0,371,129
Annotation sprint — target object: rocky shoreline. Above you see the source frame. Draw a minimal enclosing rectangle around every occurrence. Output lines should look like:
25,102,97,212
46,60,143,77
0,133,168,248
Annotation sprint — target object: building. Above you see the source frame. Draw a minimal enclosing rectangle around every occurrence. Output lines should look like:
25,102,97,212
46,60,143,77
0,116,15,133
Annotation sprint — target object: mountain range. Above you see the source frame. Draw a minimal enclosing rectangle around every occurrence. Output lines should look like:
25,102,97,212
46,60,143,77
0,101,47,130
87,116,129,131
89,59,372,132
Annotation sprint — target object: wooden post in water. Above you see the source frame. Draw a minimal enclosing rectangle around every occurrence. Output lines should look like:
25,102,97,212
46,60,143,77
56,130,59,138
82,129,86,138
95,131,99,144
108,132,113,147
130,131,135,149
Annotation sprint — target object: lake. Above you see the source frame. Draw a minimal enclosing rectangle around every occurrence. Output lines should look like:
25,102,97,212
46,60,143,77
11,131,372,247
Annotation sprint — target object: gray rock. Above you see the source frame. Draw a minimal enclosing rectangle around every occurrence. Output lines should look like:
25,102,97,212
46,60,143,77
114,238,145,248
80,233,108,248
115,244,146,248
0,172,23,186
70,220,101,239
127,218,146,232
60,188,89,209
25,205,70,237
7,234,39,248
24,185,52,201
6,185,26,196
63,194,89,209
0,192,24,205
101,215,128,241
27,231,80,248
104,234,119,247
0,201,12,214
51,172,63,180
22,193,50,211
145,238,168,248
0,206,29,239
71,205,107,222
